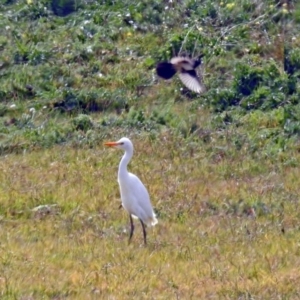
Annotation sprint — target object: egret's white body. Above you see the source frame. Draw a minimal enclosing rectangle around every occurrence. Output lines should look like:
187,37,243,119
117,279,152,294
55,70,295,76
118,170,157,226
105,137,157,244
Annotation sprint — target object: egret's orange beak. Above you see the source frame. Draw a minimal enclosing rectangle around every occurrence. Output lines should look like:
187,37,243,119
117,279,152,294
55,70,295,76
104,141,119,147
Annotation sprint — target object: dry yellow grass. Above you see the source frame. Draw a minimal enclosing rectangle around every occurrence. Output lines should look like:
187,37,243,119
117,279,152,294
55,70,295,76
0,132,300,299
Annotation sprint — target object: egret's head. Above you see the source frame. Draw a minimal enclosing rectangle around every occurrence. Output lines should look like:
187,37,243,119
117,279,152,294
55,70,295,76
104,137,133,151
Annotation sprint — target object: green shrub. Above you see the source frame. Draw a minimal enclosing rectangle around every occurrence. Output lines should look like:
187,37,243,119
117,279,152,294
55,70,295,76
233,63,264,96
72,114,93,132
0,104,8,117
284,48,300,77
208,88,239,112
240,86,269,110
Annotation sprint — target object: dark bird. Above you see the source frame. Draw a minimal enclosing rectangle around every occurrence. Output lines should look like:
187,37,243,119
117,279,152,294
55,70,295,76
156,55,205,94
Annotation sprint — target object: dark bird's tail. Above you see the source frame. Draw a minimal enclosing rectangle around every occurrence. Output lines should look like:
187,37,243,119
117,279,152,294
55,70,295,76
156,62,177,79
192,54,205,69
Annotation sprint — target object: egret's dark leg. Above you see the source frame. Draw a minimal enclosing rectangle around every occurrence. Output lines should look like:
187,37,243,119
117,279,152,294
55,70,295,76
140,219,147,245
128,215,134,244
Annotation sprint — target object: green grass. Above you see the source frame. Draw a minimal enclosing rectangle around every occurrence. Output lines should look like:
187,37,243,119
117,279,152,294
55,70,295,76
0,0,300,298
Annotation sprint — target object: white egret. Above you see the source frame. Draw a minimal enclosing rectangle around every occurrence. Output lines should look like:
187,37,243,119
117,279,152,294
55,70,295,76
156,55,205,94
104,137,158,245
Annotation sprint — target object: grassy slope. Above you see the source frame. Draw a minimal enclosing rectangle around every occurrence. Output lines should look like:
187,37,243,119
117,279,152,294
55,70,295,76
1,0,300,298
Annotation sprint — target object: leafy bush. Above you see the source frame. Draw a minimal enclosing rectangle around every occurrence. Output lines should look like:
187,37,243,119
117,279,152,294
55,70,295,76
52,88,128,113
207,88,239,112
72,114,94,132
207,60,297,112
233,63,264,96
284,48,300,77
156,30,207,61
0,104,8,117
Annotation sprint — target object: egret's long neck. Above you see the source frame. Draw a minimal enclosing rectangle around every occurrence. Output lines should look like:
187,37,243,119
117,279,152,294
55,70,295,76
118,148,133,179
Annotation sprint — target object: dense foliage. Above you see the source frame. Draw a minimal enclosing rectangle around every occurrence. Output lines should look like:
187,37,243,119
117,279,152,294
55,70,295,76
0,0,299,154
